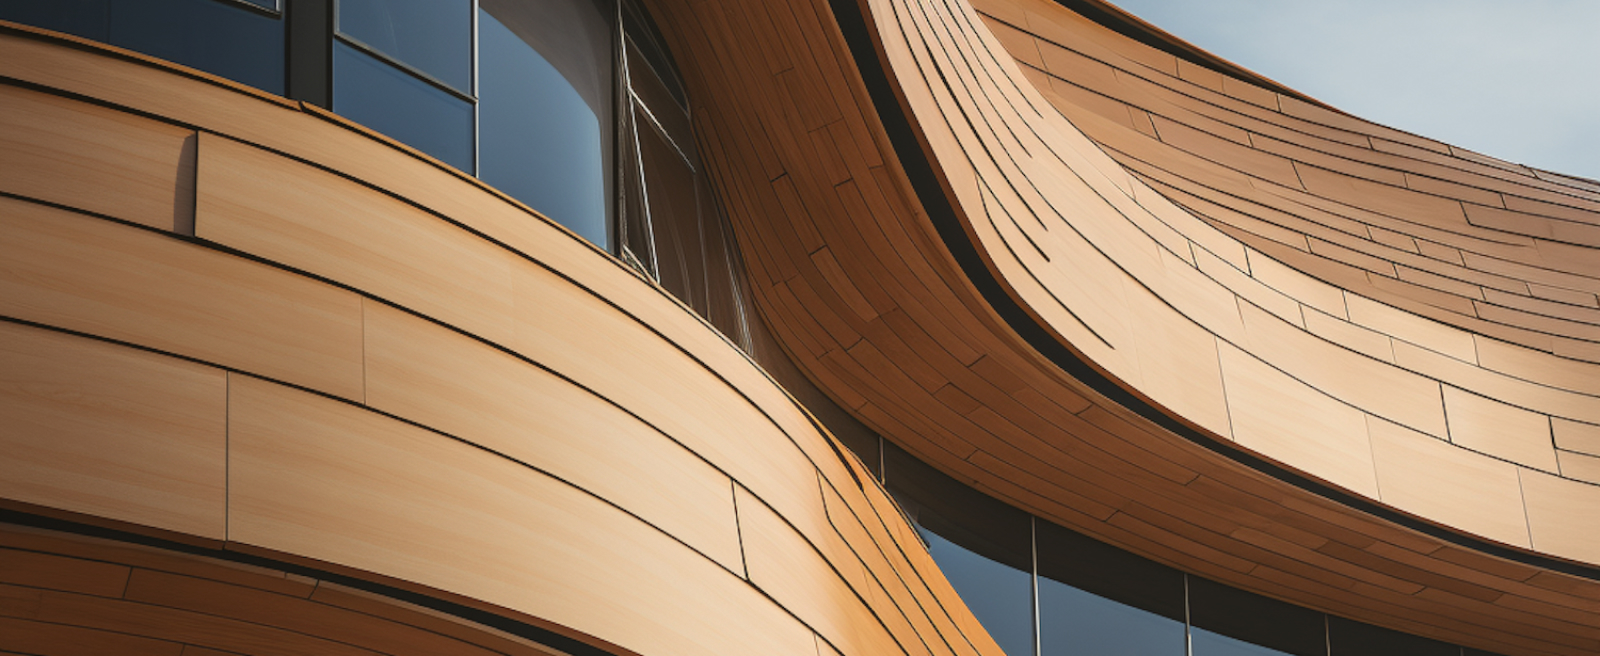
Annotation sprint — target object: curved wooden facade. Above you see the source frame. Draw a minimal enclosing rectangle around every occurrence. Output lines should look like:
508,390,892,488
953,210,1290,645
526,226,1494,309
0,23,1015,656
1,0,1598,654
639,0,1600,652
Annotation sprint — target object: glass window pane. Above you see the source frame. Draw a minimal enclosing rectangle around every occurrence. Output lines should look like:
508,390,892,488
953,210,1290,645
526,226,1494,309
638,111,705,310
1189,576,1325,656
333,41,474,173
1328,616,1457,656
337,0,471,92
918,527,1035,656
1038,577,1185,656
0,0,284,95
0,0,110,41
627,36,694,163
110,0,284,94
478,0,613,247
1035,519,1185,656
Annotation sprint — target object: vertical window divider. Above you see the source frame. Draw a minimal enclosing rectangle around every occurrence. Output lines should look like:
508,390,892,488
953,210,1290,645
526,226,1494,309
1184,573,1194,656
1030,515,1041,656
471,0,479,176
612,0,625,256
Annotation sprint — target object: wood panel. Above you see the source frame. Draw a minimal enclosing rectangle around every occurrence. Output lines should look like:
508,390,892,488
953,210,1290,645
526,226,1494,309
227,374,819,656
0,321,225,540
0,195,364,400
0,83,194,231
0,523,569,656
361,301,744,573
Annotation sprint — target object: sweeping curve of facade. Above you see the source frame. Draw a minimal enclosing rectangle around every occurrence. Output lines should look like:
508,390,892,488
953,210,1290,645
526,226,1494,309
1,0,1597,656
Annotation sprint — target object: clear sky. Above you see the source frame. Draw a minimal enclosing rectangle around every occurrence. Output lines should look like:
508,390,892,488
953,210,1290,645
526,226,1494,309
1103,0,1600,182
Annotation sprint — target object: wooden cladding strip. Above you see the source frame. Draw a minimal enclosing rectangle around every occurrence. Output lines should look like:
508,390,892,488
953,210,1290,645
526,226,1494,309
0,523,571,656
0,321,225,541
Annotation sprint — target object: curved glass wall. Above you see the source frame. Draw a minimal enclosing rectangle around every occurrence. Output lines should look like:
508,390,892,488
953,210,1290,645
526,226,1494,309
881,442,1505,656
478,0,613,247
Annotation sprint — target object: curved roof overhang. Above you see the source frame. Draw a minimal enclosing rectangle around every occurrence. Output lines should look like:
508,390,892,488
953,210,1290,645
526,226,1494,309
641,0,1600,652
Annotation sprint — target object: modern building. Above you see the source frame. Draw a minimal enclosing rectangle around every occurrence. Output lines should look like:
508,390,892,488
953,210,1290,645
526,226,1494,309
1,0,1597,655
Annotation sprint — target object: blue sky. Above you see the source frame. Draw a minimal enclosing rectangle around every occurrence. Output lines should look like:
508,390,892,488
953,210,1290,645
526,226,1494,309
1105,0,1600,181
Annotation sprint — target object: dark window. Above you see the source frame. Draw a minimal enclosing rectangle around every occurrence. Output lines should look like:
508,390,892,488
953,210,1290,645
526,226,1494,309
0,0,284,94
478,0,613,247
333,40,474,172
1036,520,1186,656
1189,576,1326,656
885,443,1034,656
919,527,1036,656
1328,616,1457,656
637,110,704,308
336,0,470,92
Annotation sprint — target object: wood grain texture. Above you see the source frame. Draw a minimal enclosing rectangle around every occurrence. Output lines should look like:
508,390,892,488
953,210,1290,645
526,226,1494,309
0,30,1018,656
0,321,225,540
0,83,194,231
631,0,1600,651
226,374,818,656
0,524,569,656
0,195,364,400
3,10,1600,656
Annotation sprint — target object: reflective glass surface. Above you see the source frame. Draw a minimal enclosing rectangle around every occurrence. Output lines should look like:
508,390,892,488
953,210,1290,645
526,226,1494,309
337,0,471,92
0,0,284,94
478,2,611,246
333,40,474,173
918,527,1035,656
638,111,704,308
1038,578,1185,656
0,0,109,40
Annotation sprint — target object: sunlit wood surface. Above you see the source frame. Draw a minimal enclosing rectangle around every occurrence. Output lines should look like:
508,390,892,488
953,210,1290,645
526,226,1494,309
634,0,1600,652
0,23,1014,656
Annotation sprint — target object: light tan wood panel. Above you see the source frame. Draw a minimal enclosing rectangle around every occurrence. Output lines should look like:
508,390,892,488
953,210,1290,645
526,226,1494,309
226,374,817,656
1217,342,1379,496
0,196,364,400
737,485,911,656
361,301,744,572
1520,470,1600,565
1554,419,1600,456
0,83,194,232
195,133,518,349
1444,386,1560,472
510,255,830,533
1367,416,1532,548
0,322,225,540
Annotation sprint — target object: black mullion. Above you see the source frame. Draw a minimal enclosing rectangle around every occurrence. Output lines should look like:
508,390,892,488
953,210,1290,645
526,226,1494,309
285,0,331,107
